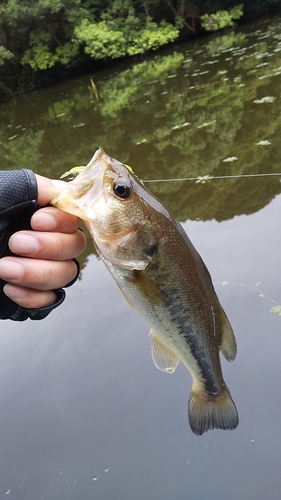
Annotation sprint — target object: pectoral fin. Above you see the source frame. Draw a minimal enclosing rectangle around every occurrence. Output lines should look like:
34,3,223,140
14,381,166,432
131,271,167,305
150,330,179,373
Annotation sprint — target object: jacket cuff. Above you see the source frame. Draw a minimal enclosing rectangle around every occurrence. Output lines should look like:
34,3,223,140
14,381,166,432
0,169,38,223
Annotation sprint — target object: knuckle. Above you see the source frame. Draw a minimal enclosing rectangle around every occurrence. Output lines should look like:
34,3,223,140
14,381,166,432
36,267,52,288
54,234,65,259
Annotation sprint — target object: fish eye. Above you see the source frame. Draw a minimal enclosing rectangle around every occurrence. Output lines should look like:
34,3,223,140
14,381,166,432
113,181,131,200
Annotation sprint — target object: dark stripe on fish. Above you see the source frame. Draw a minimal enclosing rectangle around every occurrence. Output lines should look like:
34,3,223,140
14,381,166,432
166,297,222,394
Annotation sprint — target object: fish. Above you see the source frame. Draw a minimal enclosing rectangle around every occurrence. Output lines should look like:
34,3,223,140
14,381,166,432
51,148,238,436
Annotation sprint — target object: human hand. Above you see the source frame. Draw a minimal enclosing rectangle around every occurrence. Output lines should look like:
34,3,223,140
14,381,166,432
0,175,87,309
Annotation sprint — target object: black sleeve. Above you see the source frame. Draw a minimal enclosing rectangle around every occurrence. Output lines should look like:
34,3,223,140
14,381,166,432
0,169,66,321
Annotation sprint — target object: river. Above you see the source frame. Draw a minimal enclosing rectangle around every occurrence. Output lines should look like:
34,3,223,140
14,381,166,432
1,14,281,500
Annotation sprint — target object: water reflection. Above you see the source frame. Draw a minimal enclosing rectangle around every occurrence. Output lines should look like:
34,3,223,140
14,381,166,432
1,17,281,224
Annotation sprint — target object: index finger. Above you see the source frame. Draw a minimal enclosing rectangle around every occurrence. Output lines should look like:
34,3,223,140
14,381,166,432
31,206,80,233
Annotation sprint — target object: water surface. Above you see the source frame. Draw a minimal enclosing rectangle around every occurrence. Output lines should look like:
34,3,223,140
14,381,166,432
1,15,281,500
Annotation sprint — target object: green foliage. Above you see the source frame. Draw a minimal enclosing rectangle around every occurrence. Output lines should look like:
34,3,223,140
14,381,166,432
3,11,281,223
74,16,178,60
0,0,281,97
127,21,179,55
22,32,79,70
74,20,127,59
270,305,281,316
205,31,246,57
22,32,56,70
201,4,244,32
0,16,279,223
0,46,13,66
0,0,84,72
97,52,184,118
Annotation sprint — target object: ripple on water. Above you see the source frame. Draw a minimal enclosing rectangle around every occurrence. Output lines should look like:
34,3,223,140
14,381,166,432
208,430,256,469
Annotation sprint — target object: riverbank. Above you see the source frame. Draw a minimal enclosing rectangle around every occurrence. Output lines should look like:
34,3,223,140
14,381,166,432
0,1,280,102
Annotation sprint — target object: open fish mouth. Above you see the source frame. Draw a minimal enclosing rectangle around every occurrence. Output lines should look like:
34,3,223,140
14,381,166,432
51,149,108,219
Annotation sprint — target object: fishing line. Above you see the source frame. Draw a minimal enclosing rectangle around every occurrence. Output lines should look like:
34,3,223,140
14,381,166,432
142,172,281,183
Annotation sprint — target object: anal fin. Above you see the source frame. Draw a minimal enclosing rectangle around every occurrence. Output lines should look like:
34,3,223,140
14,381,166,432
150,330,179,374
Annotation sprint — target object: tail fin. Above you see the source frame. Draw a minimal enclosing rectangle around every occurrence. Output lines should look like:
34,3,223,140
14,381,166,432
188,385,238,436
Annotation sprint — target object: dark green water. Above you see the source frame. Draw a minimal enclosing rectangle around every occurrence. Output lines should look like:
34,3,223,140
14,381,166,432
1,15,281,500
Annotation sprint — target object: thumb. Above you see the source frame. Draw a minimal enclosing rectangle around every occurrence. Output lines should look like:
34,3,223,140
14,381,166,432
35,174,67,207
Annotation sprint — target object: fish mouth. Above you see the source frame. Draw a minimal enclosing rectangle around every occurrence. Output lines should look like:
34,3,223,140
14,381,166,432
50,148,108,219
70,149,107,199
62,149,110,217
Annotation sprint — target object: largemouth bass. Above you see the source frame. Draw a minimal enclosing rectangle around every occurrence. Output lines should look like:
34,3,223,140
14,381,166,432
51,148,238,436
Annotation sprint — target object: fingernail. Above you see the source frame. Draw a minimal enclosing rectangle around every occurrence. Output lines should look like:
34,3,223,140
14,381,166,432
32,212,56,231
9,234,39,255
0,260,24,280
3,284,26,299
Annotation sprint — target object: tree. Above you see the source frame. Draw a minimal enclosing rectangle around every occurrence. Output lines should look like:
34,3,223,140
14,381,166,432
1,0,281,98
74,17,179,59
201,5,244,32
